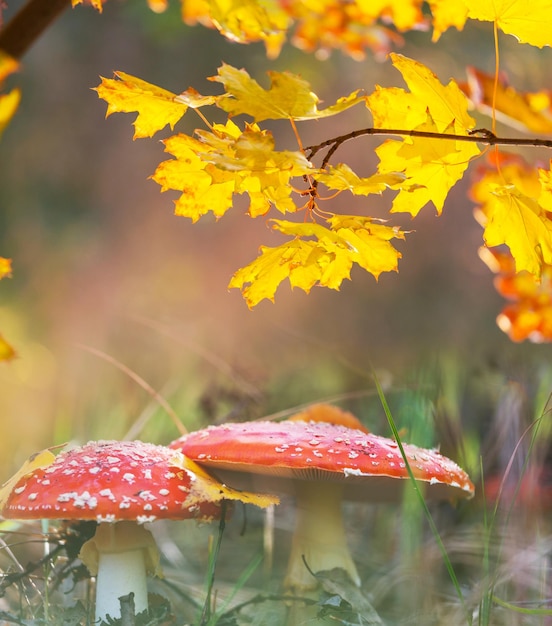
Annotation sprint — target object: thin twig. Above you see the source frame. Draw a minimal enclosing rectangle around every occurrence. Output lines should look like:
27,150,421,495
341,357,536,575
305,127,552,162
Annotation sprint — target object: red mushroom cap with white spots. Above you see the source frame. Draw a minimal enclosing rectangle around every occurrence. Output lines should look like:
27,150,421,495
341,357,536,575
1,440,224,524
171,420,475,502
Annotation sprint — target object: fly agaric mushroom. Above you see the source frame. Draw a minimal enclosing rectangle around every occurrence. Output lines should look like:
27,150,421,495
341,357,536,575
0,440,277,622
170,411,474,591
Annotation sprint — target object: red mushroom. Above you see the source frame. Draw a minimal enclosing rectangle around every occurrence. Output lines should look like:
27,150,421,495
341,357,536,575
0,440,277,622
170,413,474,591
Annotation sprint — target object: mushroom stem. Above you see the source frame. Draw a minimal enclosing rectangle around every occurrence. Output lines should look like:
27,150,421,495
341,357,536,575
284,481,360,591
96,550,148,620
79,521,161,622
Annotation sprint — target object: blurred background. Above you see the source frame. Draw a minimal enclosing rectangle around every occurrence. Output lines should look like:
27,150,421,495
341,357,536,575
3,3,552,622
1,0,552,471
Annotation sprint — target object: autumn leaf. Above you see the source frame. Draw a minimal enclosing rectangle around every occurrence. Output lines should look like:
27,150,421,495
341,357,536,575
472,153,552,276
175,455,279,508
181,0,426,59
182,0,290,58
0,53,20,138
71,0,104,12
212,64,365,121
464,0,552,48
287,1,406,60
0,448,57,509
152,132,236,222
95,72,191,139
461,66,552,134
480,247,552,342
229,216,405,307
430,0,552,47
0,257,12,279
480,187,552,276
385,53,476,134
152,120,312,220
315,164,405,195
377,117,480,216
367,55,480,216
429,0,469,41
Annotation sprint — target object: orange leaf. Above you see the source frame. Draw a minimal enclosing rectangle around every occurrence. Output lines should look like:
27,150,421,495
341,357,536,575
480,247,552,343
461,66,552,134
0,258,12,280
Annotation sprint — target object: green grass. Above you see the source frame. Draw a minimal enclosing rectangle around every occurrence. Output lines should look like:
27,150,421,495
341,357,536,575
2,358,552,625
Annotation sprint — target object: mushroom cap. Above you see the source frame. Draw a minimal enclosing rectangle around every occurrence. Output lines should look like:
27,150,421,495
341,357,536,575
1,440,225,524
171,420,475,502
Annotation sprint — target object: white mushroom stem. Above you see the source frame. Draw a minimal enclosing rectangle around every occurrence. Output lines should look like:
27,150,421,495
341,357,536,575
79,521,161,622
284,481,360,591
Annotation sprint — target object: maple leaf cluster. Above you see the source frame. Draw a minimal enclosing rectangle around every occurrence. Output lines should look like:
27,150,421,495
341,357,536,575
73,0,552,339
97,53,479,307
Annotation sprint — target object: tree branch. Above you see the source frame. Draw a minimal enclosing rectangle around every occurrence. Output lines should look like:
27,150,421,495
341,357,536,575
0,0,70,59
305,127,552,165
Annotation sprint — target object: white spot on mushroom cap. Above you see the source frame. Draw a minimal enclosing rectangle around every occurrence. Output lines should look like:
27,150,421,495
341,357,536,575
2,439,230,523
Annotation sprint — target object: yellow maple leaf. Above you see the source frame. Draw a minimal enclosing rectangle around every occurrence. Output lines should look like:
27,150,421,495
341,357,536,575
428,0,469,41
367,55,480,216
464,0,552,48
366,85,428,131
212,64,365,121
429,0,552,46
152,120,312,220
315,163,405,195
377,118,480,216
471,153,552,277
229,216,405,307
538,162,552,212
482,187,552,276
153,133,236,222
182,0,289,58
386,53,476,134
95,72,190,139
471,152,540,215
